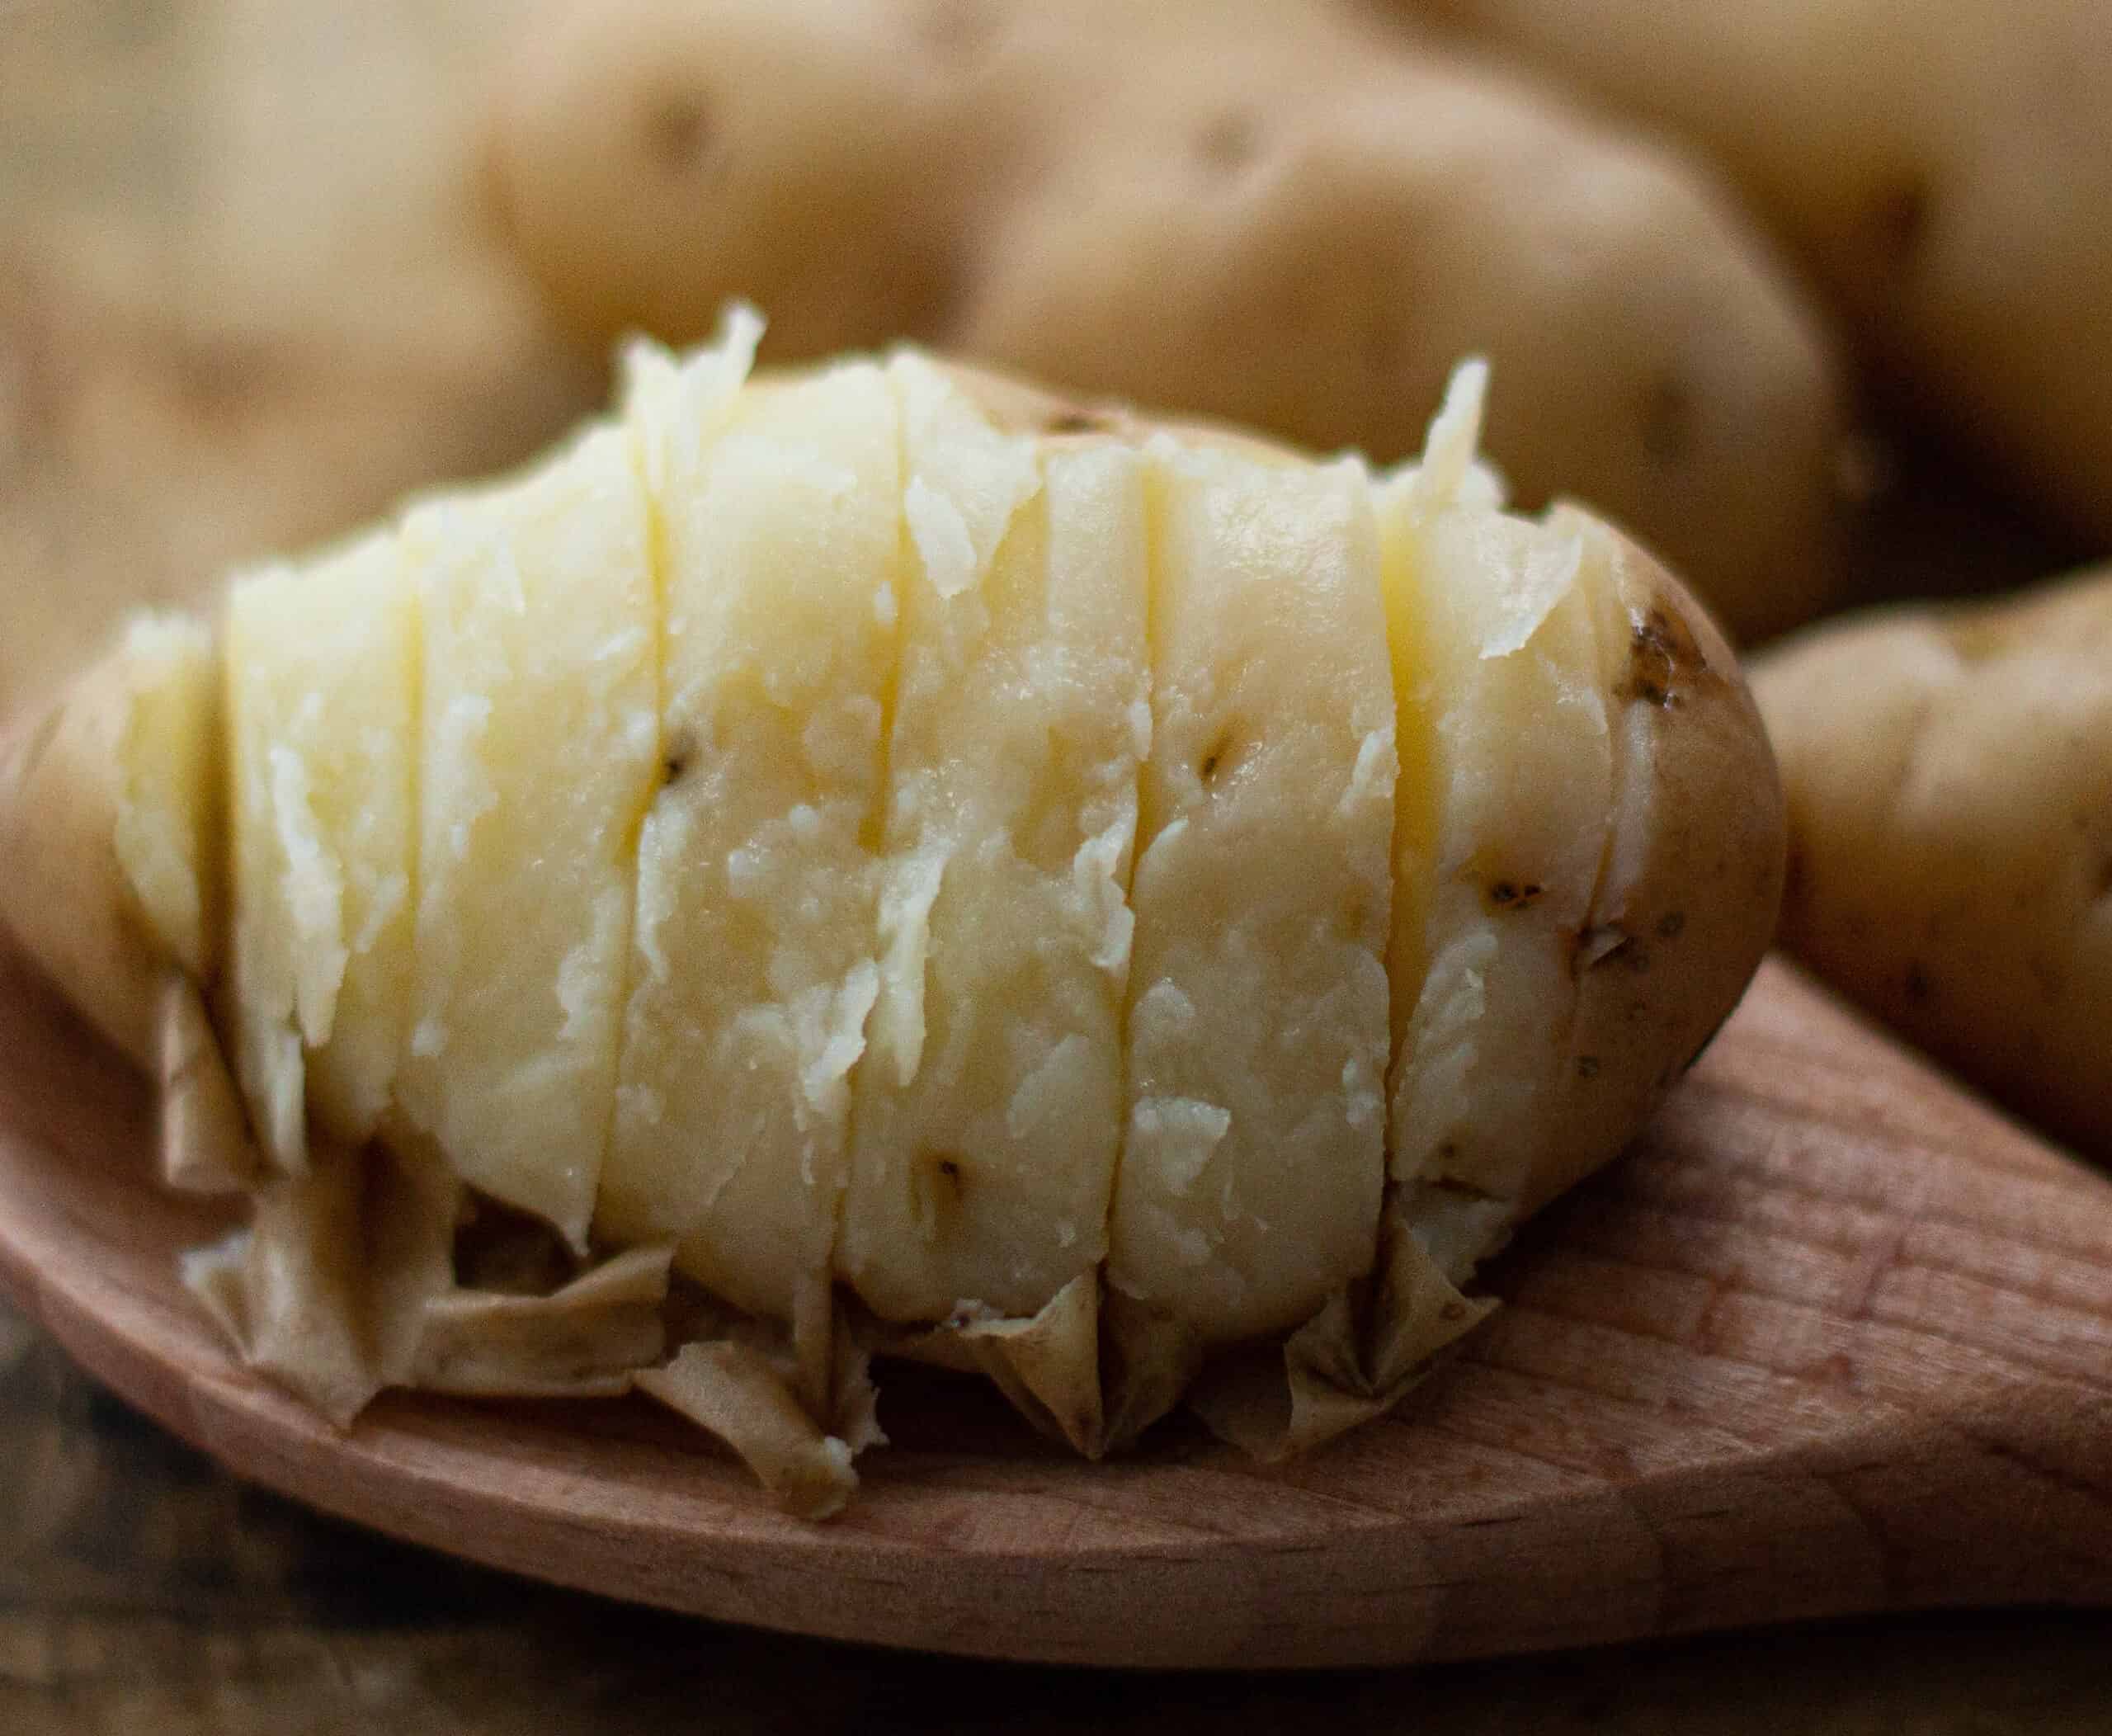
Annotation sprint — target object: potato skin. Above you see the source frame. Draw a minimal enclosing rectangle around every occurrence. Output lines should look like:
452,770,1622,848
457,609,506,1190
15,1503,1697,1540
1417,0,2112,548
0,652,164,1068
1536,513,1786,1216
1754,568,2112,1163
488,0,1845,643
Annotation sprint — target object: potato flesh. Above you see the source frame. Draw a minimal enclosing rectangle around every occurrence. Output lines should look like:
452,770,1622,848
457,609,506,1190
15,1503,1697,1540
1107,446,1395,1343
838,361,1150,1322
172,343,1638,1357
600,359,902,1322
1379,493,1612,1202
224,536,417,1163
395,427,660,1248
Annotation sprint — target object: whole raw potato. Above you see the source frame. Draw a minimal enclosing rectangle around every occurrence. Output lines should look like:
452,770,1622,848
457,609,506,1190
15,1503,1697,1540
1413,0,2112,549
486,0,1846,643
1756,565,2112,1163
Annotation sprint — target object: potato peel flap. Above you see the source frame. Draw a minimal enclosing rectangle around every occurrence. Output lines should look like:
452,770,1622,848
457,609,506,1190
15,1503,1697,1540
166,979,892,1507
412,1246,671,1399
181,1146,374,1426
157,972,261,1196
636,1343,863,1523
1188,1187,1499,1462
859,1271,1204,1460
165,961,1506,1510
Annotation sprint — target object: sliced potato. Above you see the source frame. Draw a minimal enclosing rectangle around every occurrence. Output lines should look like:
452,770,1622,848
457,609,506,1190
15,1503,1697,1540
0,329,1784,1514
1108,441,1396,1345
840,357,1149,1323
601,336,902,1324
225,532,417,1167
395,421,661,1248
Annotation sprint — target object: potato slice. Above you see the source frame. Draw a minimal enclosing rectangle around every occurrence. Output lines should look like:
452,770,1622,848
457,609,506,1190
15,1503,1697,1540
395,424,660,1248
1379,463,1613,1205
225,533,417,1166
837,356,1149,1323
601,340,901,1323
1108,441,1396,1343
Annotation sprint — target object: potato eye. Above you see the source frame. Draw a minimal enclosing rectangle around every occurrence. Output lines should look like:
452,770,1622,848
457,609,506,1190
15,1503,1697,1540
1195,111,1261,176
645,92,713,177
1869,177,1930,274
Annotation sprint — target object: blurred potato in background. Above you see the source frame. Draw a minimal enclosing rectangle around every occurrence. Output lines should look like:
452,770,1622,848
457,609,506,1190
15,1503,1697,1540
0,0,591,717
1756,564,2112,1164
1406,0,2112,564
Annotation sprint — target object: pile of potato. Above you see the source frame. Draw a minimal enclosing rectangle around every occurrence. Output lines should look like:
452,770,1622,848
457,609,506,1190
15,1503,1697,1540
486,0,2112,1174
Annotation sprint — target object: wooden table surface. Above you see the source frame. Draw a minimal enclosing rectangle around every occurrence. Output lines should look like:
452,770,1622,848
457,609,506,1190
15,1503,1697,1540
2,0,2105,1728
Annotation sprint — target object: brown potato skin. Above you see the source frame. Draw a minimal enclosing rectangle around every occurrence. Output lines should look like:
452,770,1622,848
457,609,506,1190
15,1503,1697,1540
1755,566,2112,1163
0,653,163,1069
487,0,1845,644
1522,513,1785,1217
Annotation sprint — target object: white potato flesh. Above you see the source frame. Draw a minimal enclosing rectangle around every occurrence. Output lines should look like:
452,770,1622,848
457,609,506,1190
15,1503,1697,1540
116,612,223,982
839,360,1150,1322
225,535,417,1165
1379,484,1613,1201
601,359,902,1322
1107,444,1395,1343
396,426,660,1248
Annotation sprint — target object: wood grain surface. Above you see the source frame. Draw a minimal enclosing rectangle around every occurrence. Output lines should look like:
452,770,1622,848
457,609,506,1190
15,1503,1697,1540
5,0,2111,1724
5,1300,2110,1736
8,940,2112,1675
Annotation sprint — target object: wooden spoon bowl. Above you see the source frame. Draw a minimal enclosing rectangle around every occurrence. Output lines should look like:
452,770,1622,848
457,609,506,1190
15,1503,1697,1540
3,943,2110,1669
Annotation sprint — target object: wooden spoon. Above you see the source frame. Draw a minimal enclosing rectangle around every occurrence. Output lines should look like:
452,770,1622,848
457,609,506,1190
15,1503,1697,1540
2,941,2110,1670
